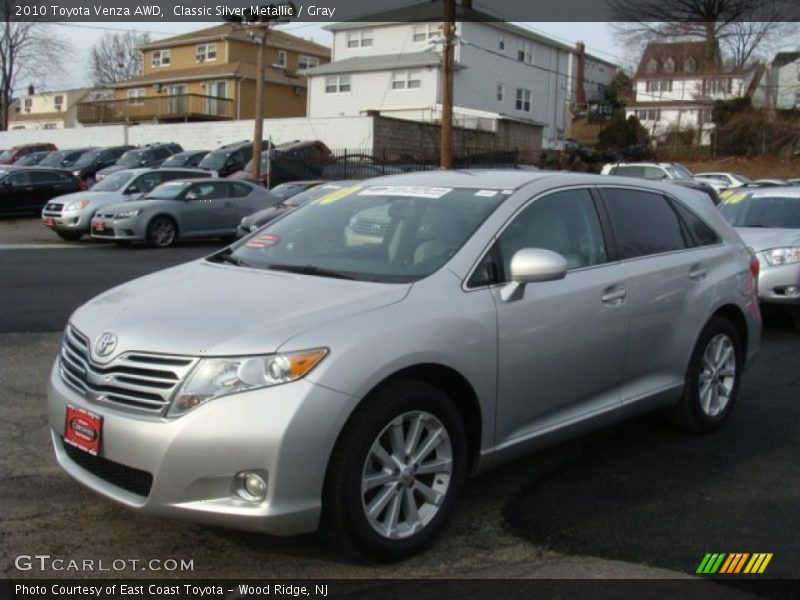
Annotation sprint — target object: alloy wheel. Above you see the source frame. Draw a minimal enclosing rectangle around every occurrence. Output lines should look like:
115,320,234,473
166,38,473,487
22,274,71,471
698,333,737,417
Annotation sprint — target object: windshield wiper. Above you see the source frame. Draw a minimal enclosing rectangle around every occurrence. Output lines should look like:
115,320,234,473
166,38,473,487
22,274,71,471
208,248,250,267
267,264,355,280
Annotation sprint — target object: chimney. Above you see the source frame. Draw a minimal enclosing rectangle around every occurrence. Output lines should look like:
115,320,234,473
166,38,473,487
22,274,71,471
27,83,35,96
575,42,586,109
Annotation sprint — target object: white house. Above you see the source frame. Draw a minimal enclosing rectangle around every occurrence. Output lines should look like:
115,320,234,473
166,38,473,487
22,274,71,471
626,41,763,146
304,4,617,149
767,52,800,110
8,87,110,130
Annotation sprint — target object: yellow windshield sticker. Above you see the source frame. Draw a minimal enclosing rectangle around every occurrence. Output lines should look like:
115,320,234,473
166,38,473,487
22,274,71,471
316,186,361,205
723,192,747,205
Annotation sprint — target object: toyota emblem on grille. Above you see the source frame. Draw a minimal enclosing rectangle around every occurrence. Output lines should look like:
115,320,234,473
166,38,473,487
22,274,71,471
95,331,118,357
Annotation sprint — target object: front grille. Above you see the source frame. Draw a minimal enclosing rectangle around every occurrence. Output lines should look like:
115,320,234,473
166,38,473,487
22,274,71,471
59,325,196,415
62,439,153,497
42,202,64,217
351,218,389,236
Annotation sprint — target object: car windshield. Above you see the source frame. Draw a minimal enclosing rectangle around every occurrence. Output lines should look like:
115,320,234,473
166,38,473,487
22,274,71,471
118,150,151,167
666,166,693,179
198,152,228,171
0,149,16,160
72,149,100,168
281,182,350,207
91,171,132,192
719,191,800,228
144,181,192,200
162,154,188,167
38,151,71,167
219,185,505,282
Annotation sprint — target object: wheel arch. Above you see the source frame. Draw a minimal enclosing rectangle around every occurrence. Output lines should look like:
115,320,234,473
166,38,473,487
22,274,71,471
146,212,180,237
329,363,484,476
710,303,749,365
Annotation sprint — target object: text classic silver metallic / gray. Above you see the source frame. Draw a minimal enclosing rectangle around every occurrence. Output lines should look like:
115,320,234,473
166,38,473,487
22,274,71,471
48,171,761,560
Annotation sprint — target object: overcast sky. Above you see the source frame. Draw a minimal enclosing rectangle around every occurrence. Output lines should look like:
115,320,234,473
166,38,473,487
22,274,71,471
33,21,623,93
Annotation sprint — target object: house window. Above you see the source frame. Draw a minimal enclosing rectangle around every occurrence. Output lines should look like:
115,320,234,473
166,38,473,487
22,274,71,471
12,125,25,130
325,75,351,93
347,29,373,48
635,109,660,121
127,88,145,106
497,84,504,102
151,49,170,67
705,78,732,94
298,54,319,70
54,95,64,110
412,23,438,42
196,43,217,62
391,70,422,90
43,123,57,129
795,91,800,106
664,57,675,73
645,80,672,93
499,33,505,50
23,98,32,108
684,57,696,73
646,58,658,74
277,50,287,67
515,88,531,112
517,41,532,64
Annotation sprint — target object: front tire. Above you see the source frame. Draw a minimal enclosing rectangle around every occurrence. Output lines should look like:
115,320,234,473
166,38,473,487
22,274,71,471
322,380,467,561
674,317,742,432
146,216,177,248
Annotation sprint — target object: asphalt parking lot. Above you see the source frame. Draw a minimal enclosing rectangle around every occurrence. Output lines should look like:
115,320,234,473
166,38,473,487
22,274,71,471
1,217,798,586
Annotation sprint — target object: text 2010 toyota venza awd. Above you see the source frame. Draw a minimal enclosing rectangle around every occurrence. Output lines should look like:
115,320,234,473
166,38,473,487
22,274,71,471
48,171,761,560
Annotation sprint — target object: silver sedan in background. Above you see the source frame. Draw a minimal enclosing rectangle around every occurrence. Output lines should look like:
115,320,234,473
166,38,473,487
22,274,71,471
90,178,278,247
719,186,800,310
42,168,210,241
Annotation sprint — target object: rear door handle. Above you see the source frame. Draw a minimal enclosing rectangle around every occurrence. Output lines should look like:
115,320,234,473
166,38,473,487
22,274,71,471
601,285,628,306
689,264,708,281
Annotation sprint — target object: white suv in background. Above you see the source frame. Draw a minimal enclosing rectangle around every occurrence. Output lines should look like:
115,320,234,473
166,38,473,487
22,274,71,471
601,162,695,181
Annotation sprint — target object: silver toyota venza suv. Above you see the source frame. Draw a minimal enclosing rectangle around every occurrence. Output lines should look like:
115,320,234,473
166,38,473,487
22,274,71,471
49,171,761,560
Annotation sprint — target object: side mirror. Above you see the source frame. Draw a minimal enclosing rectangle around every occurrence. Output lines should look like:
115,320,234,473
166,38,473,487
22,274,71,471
500,248,568,302
2,180,12,188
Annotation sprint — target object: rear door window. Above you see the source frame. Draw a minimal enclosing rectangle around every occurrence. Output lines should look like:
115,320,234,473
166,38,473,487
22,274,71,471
601,188,688,259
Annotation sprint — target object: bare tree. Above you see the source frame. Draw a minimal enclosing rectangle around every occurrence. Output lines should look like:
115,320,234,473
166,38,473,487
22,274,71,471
0,0,71,130
609,0,800,67
89,30,151,87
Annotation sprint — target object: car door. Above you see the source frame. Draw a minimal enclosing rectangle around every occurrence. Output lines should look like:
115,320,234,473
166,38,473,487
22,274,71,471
0,171,32,214
485,188,630,447
597,186,713,406
227,182,259,224
181,181,229,235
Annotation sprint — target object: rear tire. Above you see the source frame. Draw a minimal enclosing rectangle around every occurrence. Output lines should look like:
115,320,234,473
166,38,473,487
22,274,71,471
56,230,83,241
321,380,467,561
673,317,742,432
146,216,177,248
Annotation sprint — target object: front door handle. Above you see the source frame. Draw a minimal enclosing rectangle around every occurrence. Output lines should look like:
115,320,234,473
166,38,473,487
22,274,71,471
601,285,628,306
689,264,708,281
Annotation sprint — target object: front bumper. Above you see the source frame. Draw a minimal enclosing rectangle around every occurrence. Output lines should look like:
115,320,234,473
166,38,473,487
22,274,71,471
89,217,143,241
47,360,355,536
42,210,92,233
758,261,800,305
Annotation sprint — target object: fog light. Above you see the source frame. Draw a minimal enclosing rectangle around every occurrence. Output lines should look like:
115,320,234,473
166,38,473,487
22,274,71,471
235,471,268,502
785,286,799,297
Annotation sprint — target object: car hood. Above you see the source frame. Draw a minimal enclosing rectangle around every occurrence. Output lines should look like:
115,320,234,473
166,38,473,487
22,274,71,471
736,227,800,252
241,205,286,227
69,259,411,360
97,199,169,215
51,191,126,207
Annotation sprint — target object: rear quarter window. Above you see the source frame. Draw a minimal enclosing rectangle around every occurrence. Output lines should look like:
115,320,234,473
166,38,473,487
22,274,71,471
601,188,687,259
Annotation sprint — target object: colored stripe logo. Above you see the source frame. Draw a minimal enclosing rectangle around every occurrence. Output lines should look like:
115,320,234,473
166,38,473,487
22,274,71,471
697,553,773,574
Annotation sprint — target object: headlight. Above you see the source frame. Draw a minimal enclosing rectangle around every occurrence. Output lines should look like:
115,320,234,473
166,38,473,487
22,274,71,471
65,199,90,210
763,247,800,266
168,348,328,417
113,209,142,219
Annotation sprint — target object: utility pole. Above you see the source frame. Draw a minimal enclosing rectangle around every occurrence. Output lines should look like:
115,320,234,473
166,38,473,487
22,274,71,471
252,22,269,182
440,0,456,169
